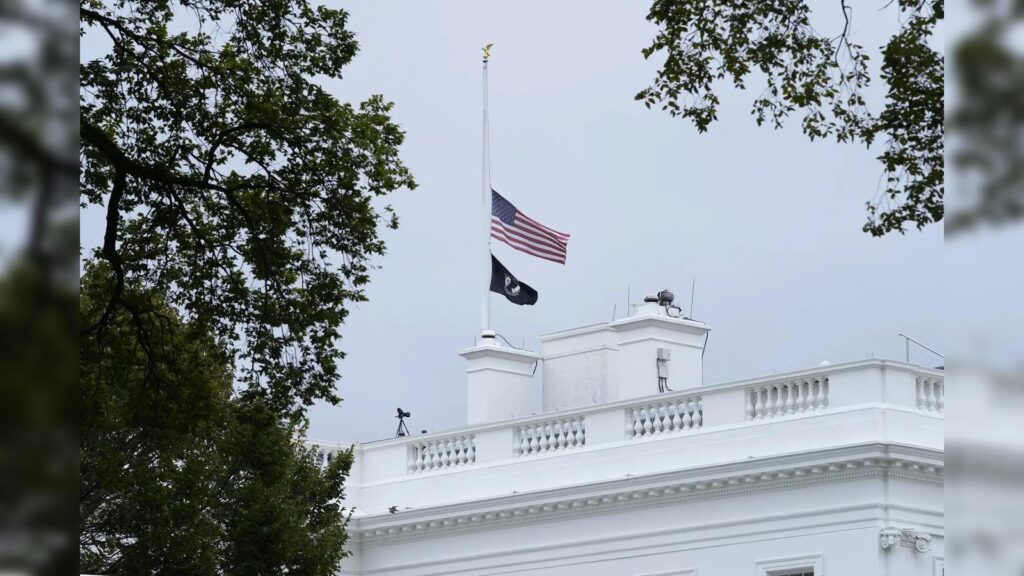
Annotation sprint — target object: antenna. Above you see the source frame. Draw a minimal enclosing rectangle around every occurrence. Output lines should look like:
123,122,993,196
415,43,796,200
689,278,696,318
611,303,617,321
395,408,412,437
898,333,944,363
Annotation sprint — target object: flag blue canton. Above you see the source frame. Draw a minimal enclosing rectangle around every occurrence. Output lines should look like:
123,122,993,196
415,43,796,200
491,190,516,226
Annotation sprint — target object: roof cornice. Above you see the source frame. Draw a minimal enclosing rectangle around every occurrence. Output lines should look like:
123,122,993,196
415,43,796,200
351,442,942,547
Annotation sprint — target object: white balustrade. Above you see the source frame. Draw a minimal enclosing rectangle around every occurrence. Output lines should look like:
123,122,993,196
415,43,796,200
307,442,346,470
916,376,944,413
628,396,702,439
515,416,586,456
332,363,941,482
746,377,828,420
408,434,476,473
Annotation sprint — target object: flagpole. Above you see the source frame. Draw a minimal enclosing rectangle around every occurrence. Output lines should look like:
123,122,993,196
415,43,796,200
481,44,493,342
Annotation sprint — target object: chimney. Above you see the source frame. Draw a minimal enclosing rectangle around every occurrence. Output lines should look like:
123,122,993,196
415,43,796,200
460,331,539,425
610,291,710,400
539,289,711,412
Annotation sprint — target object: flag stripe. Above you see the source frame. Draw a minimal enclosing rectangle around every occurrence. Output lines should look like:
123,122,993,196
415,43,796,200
491,233,566,264
492,218,566,253
491,228,566,264
516,211,570,241
514,216,568,248
490,226,565,260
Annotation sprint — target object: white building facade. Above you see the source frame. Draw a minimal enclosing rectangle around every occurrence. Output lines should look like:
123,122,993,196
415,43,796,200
312,297,944,576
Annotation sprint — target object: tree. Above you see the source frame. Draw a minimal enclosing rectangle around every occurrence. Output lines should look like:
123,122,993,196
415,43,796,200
636,0,943,236
0,1,79,574
79,1,413,571
80,265,353,576
80,0,416,420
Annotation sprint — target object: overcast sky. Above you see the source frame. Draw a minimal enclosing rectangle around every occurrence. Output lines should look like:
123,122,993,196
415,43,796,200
81,1,947,443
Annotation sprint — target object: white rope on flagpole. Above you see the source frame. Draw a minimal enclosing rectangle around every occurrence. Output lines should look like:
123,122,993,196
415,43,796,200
481,44,493,338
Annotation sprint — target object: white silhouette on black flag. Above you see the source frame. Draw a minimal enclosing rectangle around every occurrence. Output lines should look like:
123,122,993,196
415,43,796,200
490,255,538,306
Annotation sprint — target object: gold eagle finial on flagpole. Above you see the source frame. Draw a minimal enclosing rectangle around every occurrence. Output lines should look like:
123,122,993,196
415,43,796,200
482,43,493,62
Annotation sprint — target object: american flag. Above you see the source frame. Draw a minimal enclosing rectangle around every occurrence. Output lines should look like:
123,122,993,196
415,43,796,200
491,189,570,264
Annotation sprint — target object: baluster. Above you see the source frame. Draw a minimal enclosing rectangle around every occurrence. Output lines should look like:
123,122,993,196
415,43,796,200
559,421,569,448
697,399,704,427
670,402,682,430
744,389,754,420
578,420,585,445
651,405,663,433
632,409,642,437
642,407,654,435
444,439,454,467
469,437,476,462
936,382,944,412
810,379,821,410
752,388,763,419
528,426,538,454
792,381,802,413
679,400,690,428
780,383,791,415
822,378,829,408
926,379,936,411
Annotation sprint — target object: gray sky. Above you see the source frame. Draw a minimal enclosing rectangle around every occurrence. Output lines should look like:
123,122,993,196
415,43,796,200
81,1,947,443
303,0,943,443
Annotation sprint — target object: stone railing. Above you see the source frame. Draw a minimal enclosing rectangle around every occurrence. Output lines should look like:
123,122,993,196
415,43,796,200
408,434,476,473
628,396,702,438
515,416,586,456
317,361,943,484
746,376,829,420
916,375,944,413
307,441,349,470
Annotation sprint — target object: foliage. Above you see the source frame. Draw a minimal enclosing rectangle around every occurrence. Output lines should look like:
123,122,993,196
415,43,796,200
636,0,943,236
80,265,353,576
0,1,79,573
79,0,416,420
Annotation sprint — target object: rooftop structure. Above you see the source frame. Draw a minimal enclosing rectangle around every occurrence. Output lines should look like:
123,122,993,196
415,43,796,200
309,292,944,576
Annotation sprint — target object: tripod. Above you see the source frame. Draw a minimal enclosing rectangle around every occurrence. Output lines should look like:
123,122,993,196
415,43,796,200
395,408,411,437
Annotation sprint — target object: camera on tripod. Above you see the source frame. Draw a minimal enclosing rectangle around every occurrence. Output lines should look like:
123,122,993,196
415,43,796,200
395,407,412,437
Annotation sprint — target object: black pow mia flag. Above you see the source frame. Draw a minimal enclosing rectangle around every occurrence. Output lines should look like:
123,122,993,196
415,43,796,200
490,254,538,306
